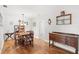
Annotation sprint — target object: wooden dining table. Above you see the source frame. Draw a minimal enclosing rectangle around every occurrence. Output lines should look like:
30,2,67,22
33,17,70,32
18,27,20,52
19,31,30,36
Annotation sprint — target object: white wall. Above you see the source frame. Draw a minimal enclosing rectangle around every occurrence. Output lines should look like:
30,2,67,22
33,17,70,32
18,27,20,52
33,6,79,40
32,6,56,40
53,6,79,34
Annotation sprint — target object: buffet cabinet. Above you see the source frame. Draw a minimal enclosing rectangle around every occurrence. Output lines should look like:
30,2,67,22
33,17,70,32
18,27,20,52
49,32,79,54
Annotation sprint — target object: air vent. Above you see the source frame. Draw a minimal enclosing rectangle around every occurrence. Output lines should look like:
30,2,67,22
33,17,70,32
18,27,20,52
3,5,7,8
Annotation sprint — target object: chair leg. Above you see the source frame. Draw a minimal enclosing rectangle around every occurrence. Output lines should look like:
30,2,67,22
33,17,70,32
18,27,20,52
15,40,18,46
15,40,17,46
32,41,33,47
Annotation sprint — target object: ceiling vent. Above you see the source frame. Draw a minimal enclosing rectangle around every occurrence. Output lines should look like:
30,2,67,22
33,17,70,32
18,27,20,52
3,5,7,8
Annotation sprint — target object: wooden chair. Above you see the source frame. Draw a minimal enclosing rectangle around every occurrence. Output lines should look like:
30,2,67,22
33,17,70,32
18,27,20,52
29,31,34,47
14,25,20,46
23,33,33,47
19,31,34,47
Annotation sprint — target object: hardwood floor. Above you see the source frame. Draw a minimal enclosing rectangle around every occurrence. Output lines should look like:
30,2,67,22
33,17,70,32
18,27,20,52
1,38,72,54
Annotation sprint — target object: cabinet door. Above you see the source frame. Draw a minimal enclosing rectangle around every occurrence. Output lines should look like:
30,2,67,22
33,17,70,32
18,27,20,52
51,33,65,44
66,36,78,48
52,34,58,40
55,34,65,44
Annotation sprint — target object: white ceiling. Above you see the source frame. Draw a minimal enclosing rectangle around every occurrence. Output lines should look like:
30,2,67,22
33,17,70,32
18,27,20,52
4,5,56,17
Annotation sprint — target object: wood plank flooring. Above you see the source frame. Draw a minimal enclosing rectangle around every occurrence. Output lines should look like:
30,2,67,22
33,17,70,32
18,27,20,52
1,38,71,54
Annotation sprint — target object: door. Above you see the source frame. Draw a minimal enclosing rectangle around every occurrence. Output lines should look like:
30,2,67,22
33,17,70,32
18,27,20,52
39,20,46,40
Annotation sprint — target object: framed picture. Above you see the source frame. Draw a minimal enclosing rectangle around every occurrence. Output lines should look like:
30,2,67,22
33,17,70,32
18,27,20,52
56,11,72,25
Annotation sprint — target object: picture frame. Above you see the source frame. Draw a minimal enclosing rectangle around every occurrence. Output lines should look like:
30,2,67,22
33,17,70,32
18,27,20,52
56,11,72,25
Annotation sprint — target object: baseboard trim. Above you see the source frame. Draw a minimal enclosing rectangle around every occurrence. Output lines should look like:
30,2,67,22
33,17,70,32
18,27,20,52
0,39,4,54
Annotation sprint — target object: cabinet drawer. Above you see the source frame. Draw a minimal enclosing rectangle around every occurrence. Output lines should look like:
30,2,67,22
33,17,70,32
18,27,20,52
49,33,58,40
66,36,78,48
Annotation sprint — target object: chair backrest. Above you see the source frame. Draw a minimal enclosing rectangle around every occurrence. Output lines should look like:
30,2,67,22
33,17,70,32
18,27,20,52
18,25,25,33
14,25,19,32
26,31,34,39
14,25,19,40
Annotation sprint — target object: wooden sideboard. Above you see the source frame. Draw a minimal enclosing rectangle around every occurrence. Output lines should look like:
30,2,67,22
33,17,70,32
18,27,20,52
49,32,79,54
